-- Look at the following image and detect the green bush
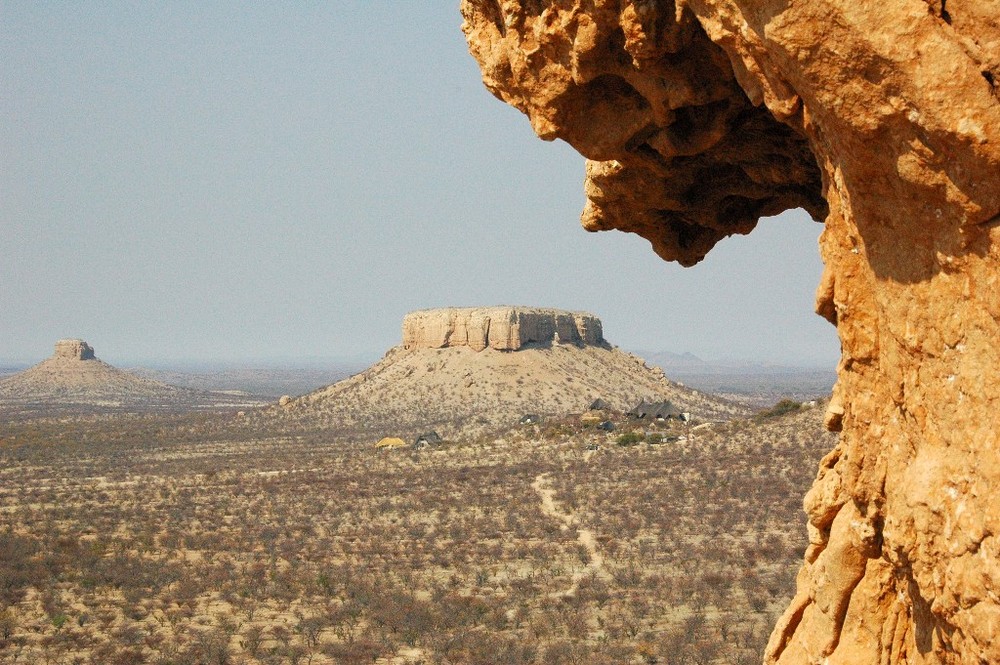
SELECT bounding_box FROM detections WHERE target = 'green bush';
[754,399,802,421]
[616,432,643,447]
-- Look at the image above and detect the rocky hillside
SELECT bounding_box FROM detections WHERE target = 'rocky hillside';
[461,3,1000,663]
[261,307,745,439]
[0,340,263,415]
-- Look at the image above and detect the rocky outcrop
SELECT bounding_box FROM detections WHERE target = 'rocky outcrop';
[461,0,829,266]
[462,2,1000,663]
[54,339,96,361]
[402,307,604,351]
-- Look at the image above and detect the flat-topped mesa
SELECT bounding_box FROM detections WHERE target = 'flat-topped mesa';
[53,339,96,361]
[402,307,604,352]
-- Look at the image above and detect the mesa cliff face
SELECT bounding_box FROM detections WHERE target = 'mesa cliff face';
[54,339,96,360]
[462,2,1000,663]
[402,307,604,351]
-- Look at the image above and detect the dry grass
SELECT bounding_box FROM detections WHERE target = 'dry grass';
[0,402,834,664]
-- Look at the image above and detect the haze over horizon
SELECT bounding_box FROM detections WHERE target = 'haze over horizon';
[3,3,839,368]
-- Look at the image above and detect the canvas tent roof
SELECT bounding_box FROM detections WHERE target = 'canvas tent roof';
[627,400,683,419]
[627,400,652,418]
[414,431,443,445]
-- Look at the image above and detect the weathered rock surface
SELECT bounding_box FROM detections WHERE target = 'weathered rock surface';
[462,0,829,266]
[54,339,96,360]
[462,1,1000,663]
[402,307,604,351]
[0,340,262,414]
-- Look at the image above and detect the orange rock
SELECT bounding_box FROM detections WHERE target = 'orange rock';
[462,1,1000,661]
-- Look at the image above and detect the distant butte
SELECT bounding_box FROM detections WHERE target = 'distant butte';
[53,339,96,360]
[402,306,604,352]
[264,306,745,438]
[0,340,260,414]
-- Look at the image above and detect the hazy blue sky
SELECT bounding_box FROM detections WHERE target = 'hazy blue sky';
[2,2,839,367]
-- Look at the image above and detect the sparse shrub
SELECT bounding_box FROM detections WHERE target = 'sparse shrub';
[616,431,643,446]
[754,399,801,421]
[239,625,265,657]
[0,607,17,642]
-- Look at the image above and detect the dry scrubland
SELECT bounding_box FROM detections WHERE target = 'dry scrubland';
[0,404,834,664]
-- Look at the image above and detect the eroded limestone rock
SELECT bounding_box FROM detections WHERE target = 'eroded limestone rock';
[461,0,828,266]
[53,339,96,361]
[462,1,1000,662]
[402,307,604,351]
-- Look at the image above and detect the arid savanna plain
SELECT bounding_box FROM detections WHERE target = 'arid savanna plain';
[3,2,999,665]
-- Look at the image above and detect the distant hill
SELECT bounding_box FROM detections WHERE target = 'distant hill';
[635,350,836,407]
[638,350,710,370]
[128,362,369,399]
[0,340,265,416]
[256,307,748,439]
[0,365,26,379]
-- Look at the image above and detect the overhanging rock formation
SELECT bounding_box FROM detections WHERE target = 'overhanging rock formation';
[461,1,1000,663]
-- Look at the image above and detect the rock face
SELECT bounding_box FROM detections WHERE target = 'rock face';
[402,307,604,351]
[462,2,1000,663]
[462,0,829,266]
[54,339,96,360]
